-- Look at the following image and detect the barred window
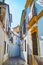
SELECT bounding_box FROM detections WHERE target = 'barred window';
[23,21,26,34]
[10,37,13,43]
[4,41,6,54]
[25,40,26,51]
[7,44,8,53]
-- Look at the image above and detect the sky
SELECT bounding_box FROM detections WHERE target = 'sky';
[5,0,26,28]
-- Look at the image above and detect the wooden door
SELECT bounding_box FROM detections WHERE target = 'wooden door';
[32,32,38,55]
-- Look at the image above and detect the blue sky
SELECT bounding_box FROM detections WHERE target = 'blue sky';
[5,0,26,28]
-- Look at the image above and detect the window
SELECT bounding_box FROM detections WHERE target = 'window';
[8,27,10,33]
[32,4,37,16]
[9,14,12,23]
[10,37,13,43]
[0,7,1,14]
[23,21,26,34]
[29,2,37,21]
[32,32,38,55]
[8,27,10,37]
[7,44,8,53]
[25,40,26,51]
[20,31,22,38]
[4,41,6,54]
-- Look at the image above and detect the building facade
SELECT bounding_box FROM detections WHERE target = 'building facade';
[20,0,43,65]
[27,0,43,56]
[19,9,28,64]
[0,1,12,65]
[25,0,43,65]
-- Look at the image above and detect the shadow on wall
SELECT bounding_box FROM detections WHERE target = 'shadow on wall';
[8,44,20,57]
[27,43,32,55]
[20,39,27,62]
[20,47,25,61]
[27,43,32,64]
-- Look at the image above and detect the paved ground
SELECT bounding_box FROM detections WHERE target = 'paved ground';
[3,57,27,65]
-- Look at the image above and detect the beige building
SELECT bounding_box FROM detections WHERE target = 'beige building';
[0,1,12,65]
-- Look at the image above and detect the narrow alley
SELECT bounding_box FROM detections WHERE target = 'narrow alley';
[0,0,43,65]
[3,57,27,65]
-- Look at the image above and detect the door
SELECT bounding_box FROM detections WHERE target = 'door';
[32,32,38,55]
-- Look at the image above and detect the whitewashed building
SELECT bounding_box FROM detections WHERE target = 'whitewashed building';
[0,0,12,65]
[20,0,43,65]
[27,0,43,57]
[19,9,28,65]
[8,26,20,57]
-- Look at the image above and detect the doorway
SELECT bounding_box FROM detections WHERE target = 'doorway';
[32,32,38,55]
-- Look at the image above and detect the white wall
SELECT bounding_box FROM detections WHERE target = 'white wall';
[27,23,38,55]
[3,32,9,63]
[8,43,19,57]
[0,4,11,64]
[0,22,4,65]
[2,5,9,62]
[0,22,8,65]
[8,34,20,57]
[13,35,17,44]
[20,36,27,64]
[27,30,32,55]
[5,5,10,32]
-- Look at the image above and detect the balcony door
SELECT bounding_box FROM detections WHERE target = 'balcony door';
[32,32,38,55]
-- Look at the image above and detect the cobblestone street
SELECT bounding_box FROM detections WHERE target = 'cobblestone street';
[3,57,27,65]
